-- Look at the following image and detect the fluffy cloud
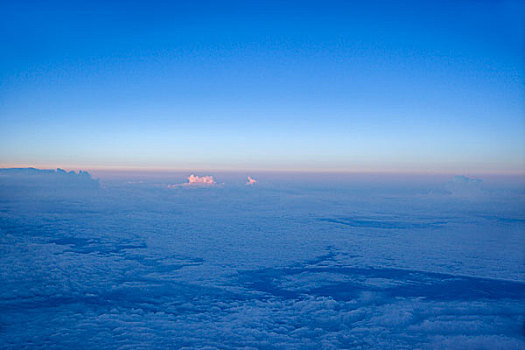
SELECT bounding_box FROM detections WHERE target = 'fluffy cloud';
[168,174,216,188]
[246,176,257,185]
[187,174,215,185]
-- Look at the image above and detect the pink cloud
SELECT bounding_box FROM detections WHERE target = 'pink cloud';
[187,174,216,185]
[246,176,257,185]
[167,174,216,188]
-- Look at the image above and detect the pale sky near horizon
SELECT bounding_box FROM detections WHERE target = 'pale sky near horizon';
[1,0,524,174]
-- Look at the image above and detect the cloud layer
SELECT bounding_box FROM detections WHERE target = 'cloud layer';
[1,169,524,348]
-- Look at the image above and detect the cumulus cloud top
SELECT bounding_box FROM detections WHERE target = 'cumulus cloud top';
[450,175,482,185]
[246,176,257,185]
[0,167,99,191]
[445,175,483,196]
[187,174,215,185]
[167,174,216,188]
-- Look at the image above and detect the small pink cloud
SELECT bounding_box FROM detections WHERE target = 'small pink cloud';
[246,176,257,185]
[187,174,216,185]
[167,174,216,188]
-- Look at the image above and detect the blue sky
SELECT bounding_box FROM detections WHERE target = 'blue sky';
[1,0,524,173]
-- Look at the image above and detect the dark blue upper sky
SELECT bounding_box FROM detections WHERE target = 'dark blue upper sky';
[1,0,524,173]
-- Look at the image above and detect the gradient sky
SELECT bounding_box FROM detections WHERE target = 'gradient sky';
[1,0,524,173]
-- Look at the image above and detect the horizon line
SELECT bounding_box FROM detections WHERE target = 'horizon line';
[1,164,524,177]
